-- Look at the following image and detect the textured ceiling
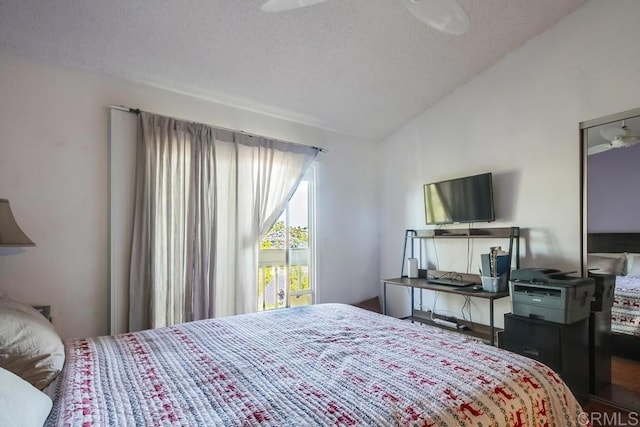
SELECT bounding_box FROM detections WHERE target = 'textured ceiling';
[0,0,587,140]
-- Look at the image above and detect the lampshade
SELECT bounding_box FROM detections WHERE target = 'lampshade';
[0,199,35,247]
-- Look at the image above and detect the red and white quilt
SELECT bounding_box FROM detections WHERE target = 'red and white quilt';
[46,303,583,426]
[612,276,640,336]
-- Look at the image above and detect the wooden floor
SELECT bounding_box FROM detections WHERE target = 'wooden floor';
[594,356,640,409]
[612,356,640,394]
[583,356,640,426]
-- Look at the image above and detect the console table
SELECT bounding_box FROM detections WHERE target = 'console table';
[381,276,509,346]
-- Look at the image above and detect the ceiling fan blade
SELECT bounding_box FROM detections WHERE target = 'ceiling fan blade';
[600,125,627,141]
[612,134,640,148]
[401,0,469,35]
[261,0,329,13]
[587,143,613,156]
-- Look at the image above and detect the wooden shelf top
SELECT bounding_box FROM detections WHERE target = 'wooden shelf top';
[382,276,510,300]
[409,226,519,239]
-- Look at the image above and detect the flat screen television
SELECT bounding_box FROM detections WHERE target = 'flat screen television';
[423,172,495,225]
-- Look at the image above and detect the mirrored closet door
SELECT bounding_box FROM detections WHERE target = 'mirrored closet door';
[581,107,640,410]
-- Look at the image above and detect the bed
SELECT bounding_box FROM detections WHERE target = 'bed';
[611,276,640,337]
[42,303,582,426]
[588,233,640,359]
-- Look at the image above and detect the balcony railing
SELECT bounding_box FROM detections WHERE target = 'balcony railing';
[258,248,312,311]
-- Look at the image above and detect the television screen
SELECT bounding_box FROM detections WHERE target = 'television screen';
[423,173,495,225]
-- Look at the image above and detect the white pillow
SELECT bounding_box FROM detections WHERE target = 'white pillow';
[626,253,640,277]
[587,253,627,275]
[0,294,49,321]
[0,306,65,389]
[0,366,52,427]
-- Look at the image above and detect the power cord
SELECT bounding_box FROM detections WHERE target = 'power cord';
[467,223,473,274]
[428,292,464,323]
[460,296,473,325]
[432,236,439,271]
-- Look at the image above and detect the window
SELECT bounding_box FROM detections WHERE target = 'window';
[258,167,315,311]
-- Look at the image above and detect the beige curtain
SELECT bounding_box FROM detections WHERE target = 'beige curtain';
[128,112,318,331]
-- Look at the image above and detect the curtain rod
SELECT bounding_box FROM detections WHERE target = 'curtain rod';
[109,105,328,153]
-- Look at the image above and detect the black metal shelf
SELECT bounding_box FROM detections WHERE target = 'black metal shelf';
[382,277,509,346]
[387,226,520,346]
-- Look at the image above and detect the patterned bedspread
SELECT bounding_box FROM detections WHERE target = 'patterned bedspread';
[46,304,583,426]
[612,276,640,336]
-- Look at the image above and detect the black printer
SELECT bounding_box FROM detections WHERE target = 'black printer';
[509,268,595,324]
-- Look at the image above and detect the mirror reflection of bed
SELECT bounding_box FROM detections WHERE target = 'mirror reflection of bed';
[582,108,640,411]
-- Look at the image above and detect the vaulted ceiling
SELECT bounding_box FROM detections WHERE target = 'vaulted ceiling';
[0,0,587,140]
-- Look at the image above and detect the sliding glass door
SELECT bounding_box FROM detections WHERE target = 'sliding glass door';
[258,167,315,310]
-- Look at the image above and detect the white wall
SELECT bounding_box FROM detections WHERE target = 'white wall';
[0,51,380,338]
[379,0,640,325]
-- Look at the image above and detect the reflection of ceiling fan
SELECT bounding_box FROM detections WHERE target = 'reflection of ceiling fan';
[261,0,470,35]
[588,120,640,155]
